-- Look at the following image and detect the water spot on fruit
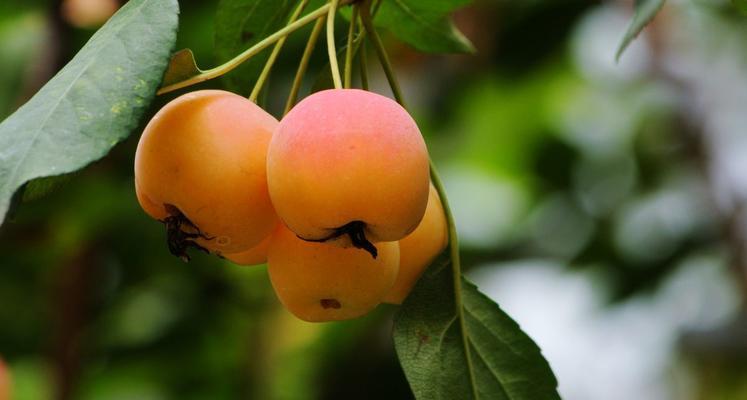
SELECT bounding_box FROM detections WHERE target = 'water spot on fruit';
[216,236,231,246]
[320,299,341,309]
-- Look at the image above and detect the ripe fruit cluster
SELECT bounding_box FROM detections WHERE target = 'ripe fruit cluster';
[135,89,447,322]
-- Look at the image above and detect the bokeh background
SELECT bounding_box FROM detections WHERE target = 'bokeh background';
[2,0,747,399]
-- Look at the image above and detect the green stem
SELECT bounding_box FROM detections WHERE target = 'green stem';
[284,16,326,115]
[359,39,369,90]
[157,2,333,95]
[361,1,478,395]
[428,162,477,396]
[249,0,309,102]
[372,0,383,14]
[326,0,343,89]
[343,5,359,89]
[359,4,406,108]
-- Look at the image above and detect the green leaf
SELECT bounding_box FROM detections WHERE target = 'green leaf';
[21,173,73,202]
[160,48,204,89]
[214,0,296,94]
[375,0,475,54]
[616,0,665,61]
[394,254,560,400]
[0,0,179,226]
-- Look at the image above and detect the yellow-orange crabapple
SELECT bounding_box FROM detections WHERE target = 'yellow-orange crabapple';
[267,224,399,322]
[135,90,278,259]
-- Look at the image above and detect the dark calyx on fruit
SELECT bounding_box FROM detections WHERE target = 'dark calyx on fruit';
[161,203,212,262]
[299,220,378,259]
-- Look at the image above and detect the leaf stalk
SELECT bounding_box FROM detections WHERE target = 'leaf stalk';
[157,2,334,95]
[326,0,343,89]
[249,0,309,102]
[284,16,326,115]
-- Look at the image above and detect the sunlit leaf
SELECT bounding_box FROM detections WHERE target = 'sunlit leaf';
[0,0,179,226]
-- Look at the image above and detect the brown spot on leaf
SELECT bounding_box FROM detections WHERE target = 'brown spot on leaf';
[241,30,255,42]
[415,329,430,355]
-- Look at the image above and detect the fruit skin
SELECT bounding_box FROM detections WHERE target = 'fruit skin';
[267,89,430,249]
[62,0,119,28]
[0,358,9,400]
[384,183,448,304]
[223,232,272,266]
[135,90,278,254]
[267,224,399,322]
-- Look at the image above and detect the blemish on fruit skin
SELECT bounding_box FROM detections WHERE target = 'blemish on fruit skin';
[320,298,341,309]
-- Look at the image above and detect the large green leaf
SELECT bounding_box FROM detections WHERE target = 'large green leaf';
[616,0,665,61]
[375,0,475,54]
[394,254,559,399]
[0,0,179,226]
[214,0,296,94]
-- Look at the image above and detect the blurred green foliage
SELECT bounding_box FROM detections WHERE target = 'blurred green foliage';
[1,0,747,399]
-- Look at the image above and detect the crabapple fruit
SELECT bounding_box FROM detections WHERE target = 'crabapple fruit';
[62,0,119,28]
[267,89,430,258]
[135,90,278,259]
[267,224,399,322]
[223,232,273,266]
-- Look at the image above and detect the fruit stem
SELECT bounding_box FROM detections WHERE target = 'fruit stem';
[250,0,309,102]
[359,40,369,90]
[358,20,369,90]
[285,16,326,115]
[327,0,343,89]
[157,2,344,95]
[359,3,406,108]
[344,5,359,89]
[361,0,478,392]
